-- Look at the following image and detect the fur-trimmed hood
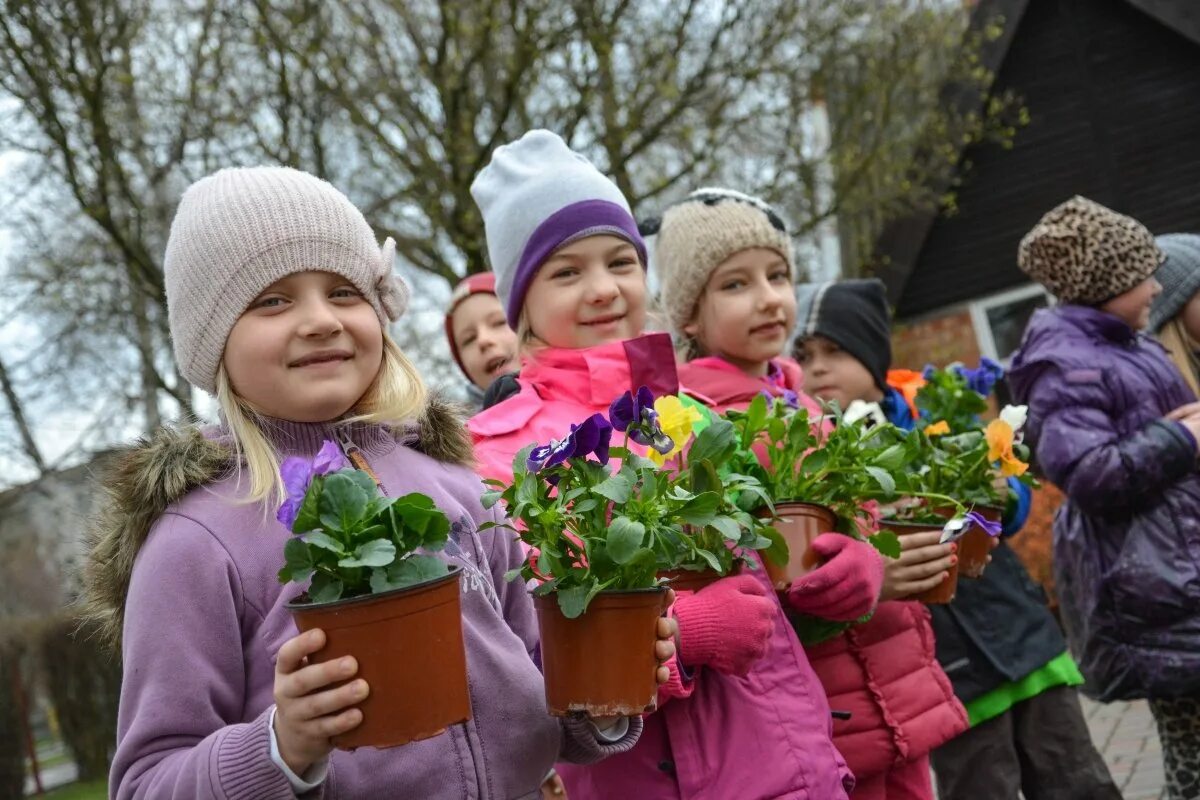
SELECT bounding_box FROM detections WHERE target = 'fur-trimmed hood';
[82,397,474,651]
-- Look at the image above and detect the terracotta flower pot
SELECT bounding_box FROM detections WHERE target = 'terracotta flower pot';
[535,588,669,717]
[658,567,723,592]
[880,520,959,604]
[287,565,470,750]
[755,501,837,590]
[934,505,1004,579]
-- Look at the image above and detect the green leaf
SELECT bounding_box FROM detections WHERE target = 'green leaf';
[869,531,902,560]
[339,539,397,568]
[308,572,344,603]
[760,525,790,567]
[319,473,371,533]
[341,468,381,498]
[299,531,345,555]
[607,516,646,564]
[503,567,524,583]
[688,419,736,466]
[572,498,599,514]
[556,579,604,619]
[278,537,315,583]
[694,548,723,572]
[292,485,322,533]
[707,516,743,543]
[865,466,896,496]
[512,444,536,477]
[593,472,634,504]
[371,555,451,592]
[481,490,503,509]
[873,444,907,471]
[677,492,721,527]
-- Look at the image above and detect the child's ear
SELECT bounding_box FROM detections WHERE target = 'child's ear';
[682,320,699,338]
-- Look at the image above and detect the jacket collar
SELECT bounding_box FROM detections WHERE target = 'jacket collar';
[1055,304,1139,345]
[520,332,680,406]
[680,356,803,407]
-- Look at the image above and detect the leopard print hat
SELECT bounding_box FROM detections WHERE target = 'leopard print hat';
[1018,196,1165,305]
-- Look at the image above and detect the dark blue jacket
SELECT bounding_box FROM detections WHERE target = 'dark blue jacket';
[883,387,1067,702]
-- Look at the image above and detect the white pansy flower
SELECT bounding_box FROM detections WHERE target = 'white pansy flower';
[999,404,1028,433]
[843,400,886,428]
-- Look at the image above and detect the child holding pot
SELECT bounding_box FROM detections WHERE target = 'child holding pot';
[651,194,944,800]
[795,278,1119,800]
[84,166,672,800]
[469,133,855,799]
[1010,197,1200,800]
[444,271,521,413]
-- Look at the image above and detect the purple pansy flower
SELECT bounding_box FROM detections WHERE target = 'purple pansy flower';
[609,386,674,454]
[759,388,800,410]
[939,509,1003,544]
[276,440,348,529]
[955,357,1005,397]
[527,413,614,474]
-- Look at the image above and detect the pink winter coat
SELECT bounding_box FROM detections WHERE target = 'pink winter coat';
[679,356,968,782]
[469,334,854,800]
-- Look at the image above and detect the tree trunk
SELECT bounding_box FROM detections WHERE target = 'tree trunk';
[0,357,46,474]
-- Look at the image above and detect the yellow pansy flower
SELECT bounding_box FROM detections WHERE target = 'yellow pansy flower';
[924,420,951,436]
[649,395,704,466]
[986,418,1029,478]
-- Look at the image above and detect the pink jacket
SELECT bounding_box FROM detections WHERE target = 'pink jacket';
[679,356,968,782]
[469,335,853,800]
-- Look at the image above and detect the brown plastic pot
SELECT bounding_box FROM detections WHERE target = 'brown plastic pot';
[755,501,837,590]
[658,567,723,592]
[879,520,959,604]
[535,588,669,717]
[934,505,1004,579]
[287,564,470,750]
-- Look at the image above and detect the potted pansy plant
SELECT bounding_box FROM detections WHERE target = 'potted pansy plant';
[480,386,779,716]
[889,360,1035,580]
[276,441,470,749]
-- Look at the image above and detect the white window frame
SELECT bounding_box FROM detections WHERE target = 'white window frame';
[969,283,1054,363]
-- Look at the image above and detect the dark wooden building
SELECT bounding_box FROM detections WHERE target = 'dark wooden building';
[878,0,1200,368]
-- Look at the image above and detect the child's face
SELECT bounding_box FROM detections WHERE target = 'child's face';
[1100,276,1162,331]
[794,334,879,410]
[685,248,795,374]
[523,235,646,349]
[224,270,384,422]
[452,292,520,389]
[1182,292,1200,342]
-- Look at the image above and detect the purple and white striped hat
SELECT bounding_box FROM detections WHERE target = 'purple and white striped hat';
[470,130,646,328]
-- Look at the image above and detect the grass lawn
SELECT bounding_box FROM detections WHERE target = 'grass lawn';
[40,779,107,800]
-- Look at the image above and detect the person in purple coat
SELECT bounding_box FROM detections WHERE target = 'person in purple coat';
[1008,196,1200,800]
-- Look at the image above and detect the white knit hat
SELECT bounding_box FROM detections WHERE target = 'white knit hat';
[652,188,794,335]
[470,130,646,327]
[163,166,409,394]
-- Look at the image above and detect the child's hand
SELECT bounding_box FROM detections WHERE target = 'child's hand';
[1167,403,1200,452]
[273,628,369,776]
[673,576,774,675]
[785,534,884,621]
[879,530,955,602]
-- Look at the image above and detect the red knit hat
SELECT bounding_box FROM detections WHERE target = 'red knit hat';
[445,272,498,376]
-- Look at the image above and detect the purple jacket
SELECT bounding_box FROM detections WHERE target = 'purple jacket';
[1009,305,1200,701]
[105,417,639,800]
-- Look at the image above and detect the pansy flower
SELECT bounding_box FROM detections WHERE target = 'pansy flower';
[939,510,1003,544]
[277,440,348,528]
[527,413,614,474]
[609,386,674,454]
[649,395,704,466]
[986,418,1029,477]
[955,357,1005,397]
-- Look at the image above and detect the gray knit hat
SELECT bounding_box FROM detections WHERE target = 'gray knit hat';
[1149,234,1200,332]
[651,188,793,335]
[1017,195,1164,305]
[470,130,646,328]
[164,166,409,394]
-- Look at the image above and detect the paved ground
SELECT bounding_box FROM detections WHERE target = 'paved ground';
[1081,696,1166,800]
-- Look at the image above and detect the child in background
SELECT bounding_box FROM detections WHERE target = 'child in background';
[795,278,1119,800]
[653,192,954,800]
[444,271,520,412]
[468,132,855,800]
[1149,233,1200,396]
[1010,196,1200,800]
[86,166,663,800]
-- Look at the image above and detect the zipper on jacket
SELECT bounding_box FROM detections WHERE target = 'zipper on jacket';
[336,427,389,494]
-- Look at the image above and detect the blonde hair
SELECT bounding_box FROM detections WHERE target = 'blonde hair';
[216,334,428,506]
[1157,317,1200,398]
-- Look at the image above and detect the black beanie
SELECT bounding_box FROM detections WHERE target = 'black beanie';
[794,279,892,390]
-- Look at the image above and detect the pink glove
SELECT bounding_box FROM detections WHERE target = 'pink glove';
[672,574,775,676]
[785,534,884,622]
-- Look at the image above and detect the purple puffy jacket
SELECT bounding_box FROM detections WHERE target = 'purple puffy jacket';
[1008,305,1200,701]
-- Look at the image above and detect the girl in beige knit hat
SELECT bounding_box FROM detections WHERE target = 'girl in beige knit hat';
[93,166,672,799]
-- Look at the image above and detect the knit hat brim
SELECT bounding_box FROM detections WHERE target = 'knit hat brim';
[1149,233,1200,332]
